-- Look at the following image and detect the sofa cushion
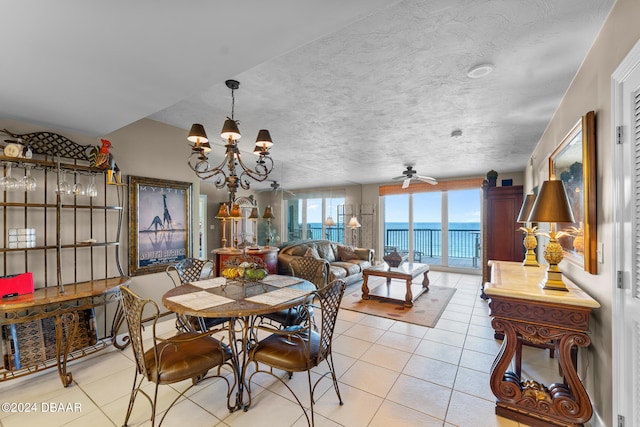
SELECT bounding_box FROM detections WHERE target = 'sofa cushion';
[316,241,336,263]
[332,261,361,276]
[350,259,372,270]
[289,244,310,257]
[337,245,359,261]
[304,246,321,259]
[328,265,348,280]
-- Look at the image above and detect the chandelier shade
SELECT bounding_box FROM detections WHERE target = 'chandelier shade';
[187,79,275,202]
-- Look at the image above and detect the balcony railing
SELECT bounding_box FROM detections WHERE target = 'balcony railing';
[386,227,480,265]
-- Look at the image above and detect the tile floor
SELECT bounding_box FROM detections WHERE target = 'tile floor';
[0,271,564,427]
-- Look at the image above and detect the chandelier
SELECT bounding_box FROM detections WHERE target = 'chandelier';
[187,79,275,202]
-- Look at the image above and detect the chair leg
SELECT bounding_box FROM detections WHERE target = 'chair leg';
[123,372,142,427]
[151,383,159,427]
[326,354,343,405]
[307,369,315,427]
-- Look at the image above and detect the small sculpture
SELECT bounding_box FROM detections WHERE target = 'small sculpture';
[90,139,112,169]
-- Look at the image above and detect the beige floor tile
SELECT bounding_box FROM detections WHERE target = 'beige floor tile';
[433,318,469,334]
[331,334,373,359]
[342,323,387,342]
[369,400,446,427]
[356,313,396,330]
[156,398,223,427]
[414,339,463,365]
[453,366,493,401]
[467,323,497,340]
[424,327,467,348]
[446,390,519,427]
[222,389,312,426]
[402,354,458,388]
[386,374,452,420]
[440,309,472,323]
[337,308,367,323]
[464,335,502,356]
[459,348,497,373]
[314,383,383,427]
[339,359,399,397]
[360,342,412,372]
[376,329,422,353]
[387,321,429,338]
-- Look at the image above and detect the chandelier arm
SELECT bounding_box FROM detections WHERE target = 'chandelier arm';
[235,154,274,183]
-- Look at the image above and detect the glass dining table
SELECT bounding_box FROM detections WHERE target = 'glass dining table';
[162,274,315,411]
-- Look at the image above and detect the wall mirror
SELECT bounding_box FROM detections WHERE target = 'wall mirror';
[549,110,596,273]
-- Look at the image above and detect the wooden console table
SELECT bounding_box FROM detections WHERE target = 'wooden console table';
[0,277,130,386]
[484,261,599,427]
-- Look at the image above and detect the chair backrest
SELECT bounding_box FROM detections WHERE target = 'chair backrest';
[120,286,159,378]
[289,257,329,289]
[166,258,214,287]
[314,279,346,364]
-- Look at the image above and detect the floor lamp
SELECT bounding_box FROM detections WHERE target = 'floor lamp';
[262,205,275,247]
[347,216,361,247]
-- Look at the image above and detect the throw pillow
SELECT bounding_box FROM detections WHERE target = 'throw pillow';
[304,246,321,259]
[337,245,359,261]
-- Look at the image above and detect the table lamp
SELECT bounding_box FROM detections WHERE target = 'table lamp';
[517,193,539,267]
[347,216,361,247]
[229,203,243,249]
[527,179,575,291]
[215,203,230,248]
[249,207,260,246]
[262,205,275,247]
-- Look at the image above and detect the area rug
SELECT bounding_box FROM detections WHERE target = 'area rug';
[339,279,456,328]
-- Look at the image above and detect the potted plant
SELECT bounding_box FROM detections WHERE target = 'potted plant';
[486,170,498,187]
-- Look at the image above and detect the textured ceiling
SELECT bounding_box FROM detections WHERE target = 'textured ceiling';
[1,1,615,192]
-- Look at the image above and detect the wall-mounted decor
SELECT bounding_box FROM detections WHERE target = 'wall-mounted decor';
[128,176,192,276]
[549,110,596,273]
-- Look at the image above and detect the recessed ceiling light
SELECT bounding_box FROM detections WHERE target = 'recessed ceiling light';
[467,63,494,79]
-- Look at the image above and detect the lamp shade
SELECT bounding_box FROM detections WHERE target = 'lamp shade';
[221,118,241,141]
[324,216,336,227]
[249,207,260,219]
[262,205,275,219]
[215,203,230,219]
[517,193,537,223]
[255,129,274,148]
[229,203,243,218]
[527,180,575,223]
[187,123,209,143]
[347,216,361,228]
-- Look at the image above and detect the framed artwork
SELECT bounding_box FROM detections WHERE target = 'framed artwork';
[549,110,596,274]
[128,176,192,276]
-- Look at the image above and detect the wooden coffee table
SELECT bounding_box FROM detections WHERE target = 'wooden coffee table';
[361,262,430,307]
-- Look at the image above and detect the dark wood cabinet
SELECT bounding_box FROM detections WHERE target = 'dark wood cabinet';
[481,185,524,286]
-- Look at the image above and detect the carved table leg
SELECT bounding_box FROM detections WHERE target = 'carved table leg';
[54,311,79,387]
[490,316,593,426]
[361,274,370,299]
[404,278,414,307]
[422,270,430,290]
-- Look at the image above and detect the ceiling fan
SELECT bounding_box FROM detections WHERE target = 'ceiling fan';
[267,180,296,197]
[393,166,438,189]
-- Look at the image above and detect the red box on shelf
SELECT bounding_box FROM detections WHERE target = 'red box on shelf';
[0,273,34,298]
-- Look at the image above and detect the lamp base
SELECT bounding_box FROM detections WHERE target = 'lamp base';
[522,249,539,267]
[539,265,568,291]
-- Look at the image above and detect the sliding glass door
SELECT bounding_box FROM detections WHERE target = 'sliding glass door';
[383,188,480,269]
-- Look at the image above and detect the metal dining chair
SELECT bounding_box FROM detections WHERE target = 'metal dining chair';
[245,279,347,426]
[119,286,233,427]
[259,256,329,329]
[166,258,229,331]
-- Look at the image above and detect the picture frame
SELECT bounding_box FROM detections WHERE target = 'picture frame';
[128,176,192,276]
[549,110,596,274]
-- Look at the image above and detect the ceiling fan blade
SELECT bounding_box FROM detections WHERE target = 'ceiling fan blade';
[417,175,438,185]
[402,178,411,189]
[392,175,406,180]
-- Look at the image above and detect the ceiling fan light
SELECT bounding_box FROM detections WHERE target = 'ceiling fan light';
[221,118,241,141]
